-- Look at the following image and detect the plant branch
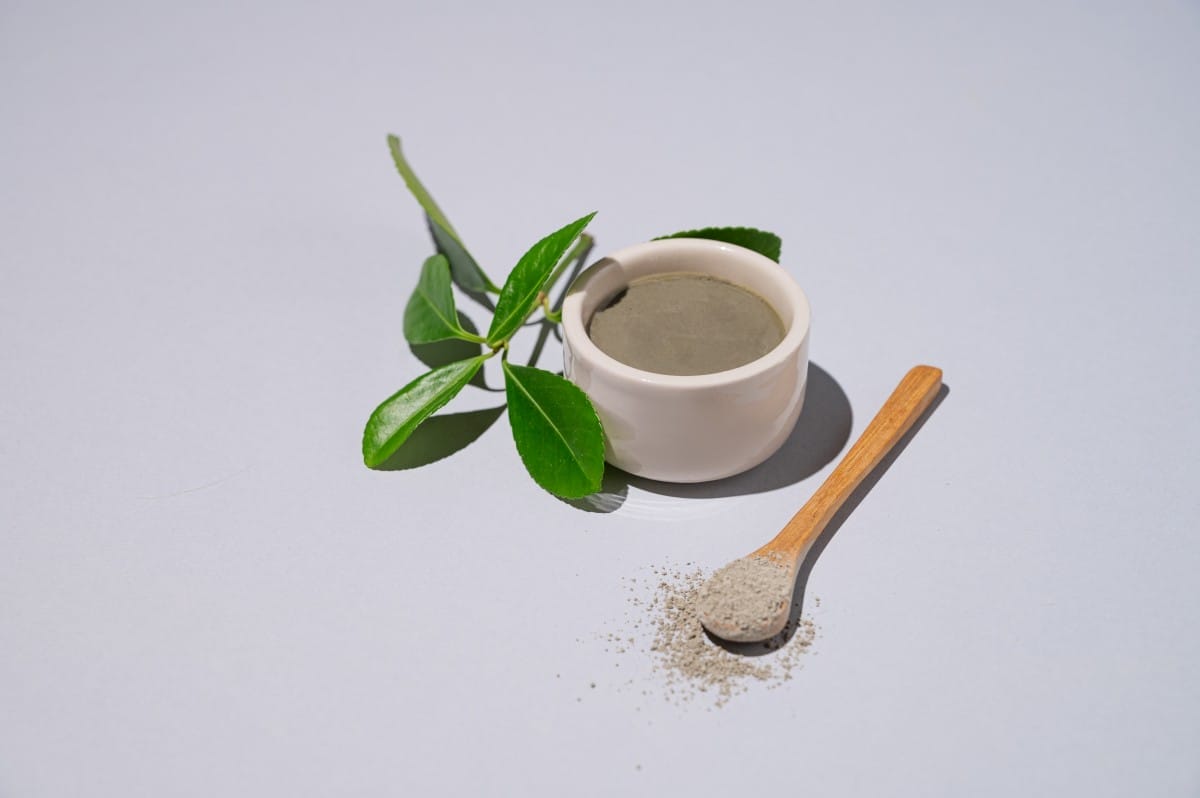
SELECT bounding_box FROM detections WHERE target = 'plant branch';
[526,235,595,368]
[540,294,562,324]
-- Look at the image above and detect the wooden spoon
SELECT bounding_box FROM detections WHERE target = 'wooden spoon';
[698,365,943,643]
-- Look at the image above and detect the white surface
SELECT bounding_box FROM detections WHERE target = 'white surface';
[3,1,1199,796]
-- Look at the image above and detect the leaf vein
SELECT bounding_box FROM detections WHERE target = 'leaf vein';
[417,283,459,331]
[504,363,590,480]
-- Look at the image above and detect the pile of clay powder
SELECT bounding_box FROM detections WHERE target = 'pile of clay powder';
[612,562,818,707]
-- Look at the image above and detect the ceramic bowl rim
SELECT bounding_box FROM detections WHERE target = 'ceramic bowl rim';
[561,238,811,389]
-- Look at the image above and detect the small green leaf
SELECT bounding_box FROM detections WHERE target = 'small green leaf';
[426,214,499,295]
[488,212,597,345]
[363,356,488,468]
[403,255,480,344]
[410,312,488,388]
[654,226,782,263]
[502,361,605,498]
[386,134,498,293]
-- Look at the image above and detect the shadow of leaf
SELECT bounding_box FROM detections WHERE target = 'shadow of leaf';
[561,469,629,513]
[373,406,506,470]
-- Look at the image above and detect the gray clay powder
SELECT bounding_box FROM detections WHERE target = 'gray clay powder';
[587,273,785,376]
[696,555,796,641]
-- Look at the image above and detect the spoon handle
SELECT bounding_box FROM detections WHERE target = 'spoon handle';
[758,365,943,560]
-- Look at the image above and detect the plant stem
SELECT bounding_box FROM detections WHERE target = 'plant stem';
[540,294,562,324]
[525,234,595,368]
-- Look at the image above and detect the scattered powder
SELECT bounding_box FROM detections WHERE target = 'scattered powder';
[696,554,796,642]
[605,563,819,708]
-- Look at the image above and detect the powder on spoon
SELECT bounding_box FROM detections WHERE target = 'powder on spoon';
[696,554,797,642]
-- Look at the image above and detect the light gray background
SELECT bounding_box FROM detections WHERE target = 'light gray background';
[3,1,1199,795]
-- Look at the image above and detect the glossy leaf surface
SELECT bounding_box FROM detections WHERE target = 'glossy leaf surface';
[502,361,604,498]
[363,356,487,468]
[487,212,596,345]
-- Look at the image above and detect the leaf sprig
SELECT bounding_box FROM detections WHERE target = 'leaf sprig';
[363,135,783,498]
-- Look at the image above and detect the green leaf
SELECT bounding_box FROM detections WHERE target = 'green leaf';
[363,356,488,468]
[403,255,481,344]
[654,226,782,263]
[387,134,498,293]
[502,361,605,498]
[409,312,488,388]
[426,214,498,295]
[488,212,597,345]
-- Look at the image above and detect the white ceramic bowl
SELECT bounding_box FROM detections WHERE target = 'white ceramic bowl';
[561,238,811,483]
